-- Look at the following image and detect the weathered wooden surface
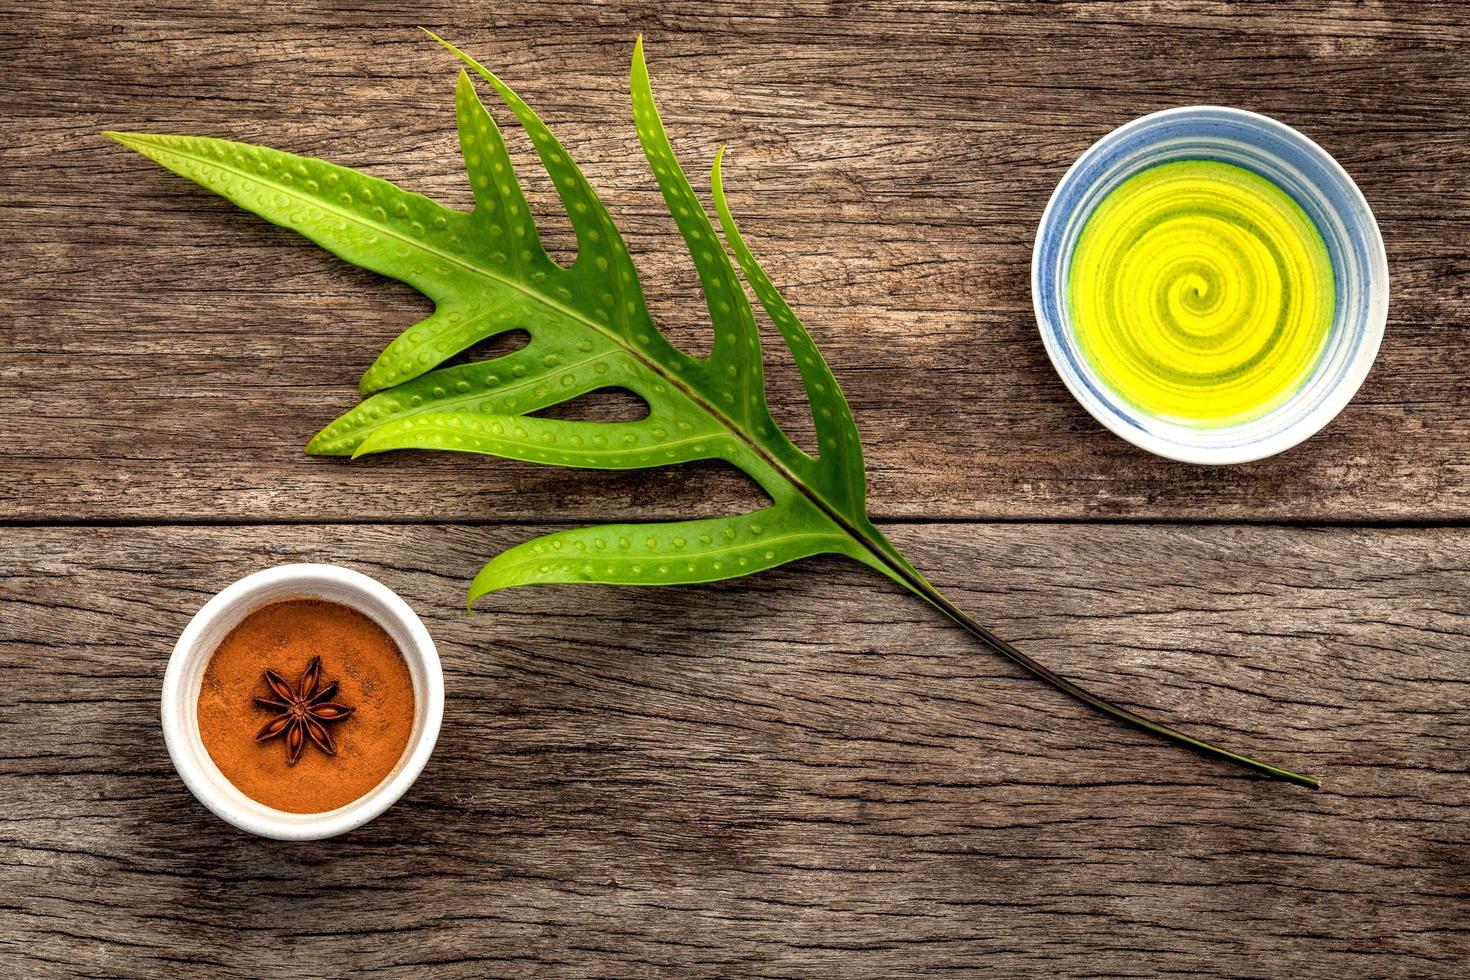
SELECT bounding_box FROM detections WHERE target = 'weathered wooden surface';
[0,524,1466,977]
[4,1,1469,977]
[4,0,1469,522]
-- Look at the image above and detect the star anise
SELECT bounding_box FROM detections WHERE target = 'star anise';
[253,656,355,765]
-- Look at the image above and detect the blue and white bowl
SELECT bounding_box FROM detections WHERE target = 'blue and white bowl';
[1032,106,1388,464]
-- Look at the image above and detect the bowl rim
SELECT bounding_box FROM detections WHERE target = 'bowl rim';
[1031,104,1389,465]
[161,562,444,841]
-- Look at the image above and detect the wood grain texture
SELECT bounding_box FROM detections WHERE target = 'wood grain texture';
[3,2,1468,976]
[4,0,1469,522]
[1,524,1466,978]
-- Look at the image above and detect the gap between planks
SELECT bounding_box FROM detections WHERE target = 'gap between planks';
[3,516,1470,529]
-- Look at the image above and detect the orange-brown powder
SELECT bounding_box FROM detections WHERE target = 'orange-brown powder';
[197,598,415,814]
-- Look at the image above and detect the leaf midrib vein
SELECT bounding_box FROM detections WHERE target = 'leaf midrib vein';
[509,529,849,566]
[415,416,726,459]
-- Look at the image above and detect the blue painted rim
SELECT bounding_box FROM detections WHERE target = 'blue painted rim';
[1031,106,1388,465]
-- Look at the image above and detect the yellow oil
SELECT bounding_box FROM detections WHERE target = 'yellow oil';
[1067,159,1334,426]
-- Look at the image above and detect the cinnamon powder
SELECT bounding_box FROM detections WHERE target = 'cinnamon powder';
[197,598,416,814]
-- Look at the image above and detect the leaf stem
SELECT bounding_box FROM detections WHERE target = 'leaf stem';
[899,571,1320,789]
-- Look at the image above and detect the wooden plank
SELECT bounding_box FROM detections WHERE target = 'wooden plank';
[1,523,1464,977]
[3,0,1468,522]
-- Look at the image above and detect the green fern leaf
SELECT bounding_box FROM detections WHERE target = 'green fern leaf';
[104,34,1317,788]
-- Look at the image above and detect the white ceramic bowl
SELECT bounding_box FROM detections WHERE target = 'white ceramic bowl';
[162,563,443,840]
[1032,106,1388,464]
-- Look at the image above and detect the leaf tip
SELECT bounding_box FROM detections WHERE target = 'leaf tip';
[631,34,649,83]
[349,436,381,461]
[102,130,144,150]
[420,26,474,71]
[466,574,494,611]
[711,146,733,209]
[304,427,343,457]
[358,363,390,396]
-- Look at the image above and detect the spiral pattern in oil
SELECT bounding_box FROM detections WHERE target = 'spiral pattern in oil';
[1067,159,1335,426]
